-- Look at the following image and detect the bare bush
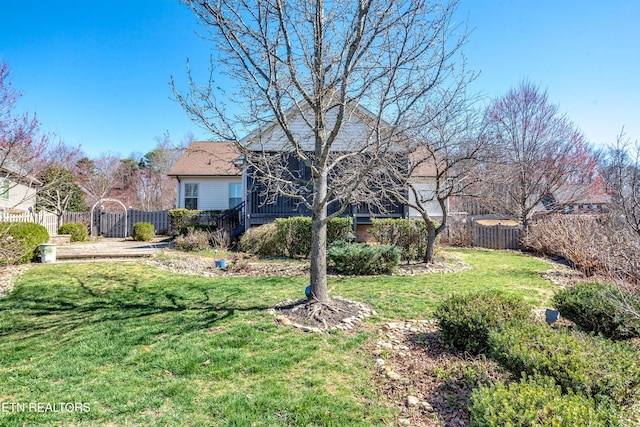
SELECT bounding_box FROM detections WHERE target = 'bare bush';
[522,216,605,276]
[211,228,232,251]
[0,234,26,266]
[174,228,211,252]
[523,215,640,288]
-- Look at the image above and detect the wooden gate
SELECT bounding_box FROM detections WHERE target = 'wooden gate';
[93,210,170,238]
[471,220,522,250]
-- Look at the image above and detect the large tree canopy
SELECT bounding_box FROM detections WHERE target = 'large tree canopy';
[175,0,470,303]
[475,81,598,226]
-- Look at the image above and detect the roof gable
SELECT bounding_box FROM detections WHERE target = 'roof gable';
[168,141,241,177]
[240,102,392,152]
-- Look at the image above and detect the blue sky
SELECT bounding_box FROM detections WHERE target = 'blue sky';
[1,0,639,158]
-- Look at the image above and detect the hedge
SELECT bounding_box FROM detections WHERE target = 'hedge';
[328,241,400,275]
[434,291,532,354]
[58,223,88,242]
[470,375,629,427]
[552,282,640,340]
[273,216,353,258]
[168,208,202,234]
[488,321,640,406]
[0,222,50,264]
[238,223,283,257]
[369,218,438,262]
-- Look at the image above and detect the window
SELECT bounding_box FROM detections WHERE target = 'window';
[229,183,242,208]
[184,183,198,210]
[1,179,8,200]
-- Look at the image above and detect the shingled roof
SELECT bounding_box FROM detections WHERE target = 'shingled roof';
[168,141,242,177]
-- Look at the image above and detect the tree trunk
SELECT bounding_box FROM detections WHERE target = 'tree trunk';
[423,224,437,264]
[309,170,329,303]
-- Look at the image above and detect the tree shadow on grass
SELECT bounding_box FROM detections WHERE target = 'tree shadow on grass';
[0,270,272,342]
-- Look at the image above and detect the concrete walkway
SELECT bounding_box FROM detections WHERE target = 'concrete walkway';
[54,238,174,260]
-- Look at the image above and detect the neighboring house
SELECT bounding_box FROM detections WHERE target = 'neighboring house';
[169,105,443,240]
[0,165,42,214]
[539,183,610,215]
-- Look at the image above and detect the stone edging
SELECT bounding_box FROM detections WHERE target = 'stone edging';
[270,296,377,333]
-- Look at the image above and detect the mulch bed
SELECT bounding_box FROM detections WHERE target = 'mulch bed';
[274,297,375,332]
[371,320,510,427]
[149,251,471,278]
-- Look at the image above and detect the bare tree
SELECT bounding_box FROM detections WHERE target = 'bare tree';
[603,129,640,237]
[174,0,469,305]
[475,81,599,227]
[75,154,121,209]
[37,166,87,227]
[132,133,190,210]
[376,86,483,263]
[0,61,51,212]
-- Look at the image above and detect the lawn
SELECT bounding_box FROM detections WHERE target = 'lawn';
[0,249,556,426]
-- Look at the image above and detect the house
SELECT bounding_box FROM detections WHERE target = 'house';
[169,105,443,240]
[168,141,243,211]
[539,183,610,215]
[0,164,42,214]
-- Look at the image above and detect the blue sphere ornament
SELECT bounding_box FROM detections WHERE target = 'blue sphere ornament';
[305,285,311,298]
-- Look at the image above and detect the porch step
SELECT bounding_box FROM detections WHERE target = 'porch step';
[52,238,174,261]
[55,251,156,260]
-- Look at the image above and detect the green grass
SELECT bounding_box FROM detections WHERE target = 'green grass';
[336,249,556,318]
[0,249,555,426]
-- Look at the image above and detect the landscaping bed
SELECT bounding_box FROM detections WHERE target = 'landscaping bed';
[372,320,509,427]
[149,250,470,278]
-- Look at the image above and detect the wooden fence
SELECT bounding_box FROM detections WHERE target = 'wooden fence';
[90,210,170,238]
[0,210,59,236]
[471,222,522,250]
[1,210,170,238]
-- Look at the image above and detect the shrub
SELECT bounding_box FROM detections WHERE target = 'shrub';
[211,228,232,250]
[239,223,284,257]
[552,282,640,340]
[488,321,640,406]
[469,375,628,427]
[0,222,50,263]
[274,216,353,258]
[0,233,26,266]
[168,208,201,235]
[58,223,88,242]
[523,215,640,286]
[131,222,155,242]
[369,218,438,262]
[179,224,216,236]
[327,241,400,275]
[522,215,617,277]
[434,291,532,354]
[175,227,211,251]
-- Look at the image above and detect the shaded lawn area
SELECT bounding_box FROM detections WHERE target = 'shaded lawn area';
[0,249,555,426]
